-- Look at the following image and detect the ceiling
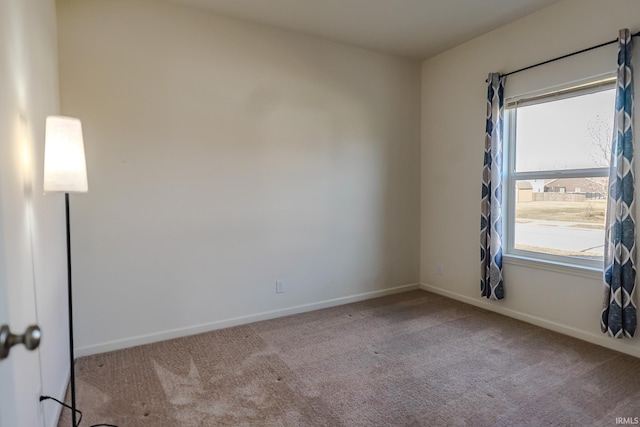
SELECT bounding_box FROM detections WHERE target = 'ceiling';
[172,0,561,60]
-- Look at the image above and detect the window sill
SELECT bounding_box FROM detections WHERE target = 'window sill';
[503,253,603,280]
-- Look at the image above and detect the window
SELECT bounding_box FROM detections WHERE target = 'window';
[504,79,616,269]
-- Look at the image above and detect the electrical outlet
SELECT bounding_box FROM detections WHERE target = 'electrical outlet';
[436,263,444,276]
[36,384,43,426]
[276,280,285,293]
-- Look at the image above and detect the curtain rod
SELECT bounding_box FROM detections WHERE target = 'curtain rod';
[490,30,640,81]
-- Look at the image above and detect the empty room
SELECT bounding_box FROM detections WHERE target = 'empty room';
[1,0,640,426]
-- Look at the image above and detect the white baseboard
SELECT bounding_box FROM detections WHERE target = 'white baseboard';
[419,283,640,359]
[76,283,421,357]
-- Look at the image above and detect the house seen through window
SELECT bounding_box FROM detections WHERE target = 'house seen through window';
[505,80,616,268]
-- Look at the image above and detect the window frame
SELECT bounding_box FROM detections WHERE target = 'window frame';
[503,77,616,270]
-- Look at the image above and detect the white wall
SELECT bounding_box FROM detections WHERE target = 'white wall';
[421,0,640,357]
[0,1,69,426]
[56,0,421,355]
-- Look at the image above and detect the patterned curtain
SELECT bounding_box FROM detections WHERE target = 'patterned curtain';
[480,73,506,301]
[602,29,636,338]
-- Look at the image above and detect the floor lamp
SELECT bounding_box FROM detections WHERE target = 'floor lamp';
[44,116,88,427]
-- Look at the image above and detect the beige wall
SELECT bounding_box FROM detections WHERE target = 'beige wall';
[0,1,68,426]
[421,0,640,357]
[56,0,421,355]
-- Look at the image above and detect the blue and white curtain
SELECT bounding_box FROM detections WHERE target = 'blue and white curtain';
[602,29,636,338]
[480,73,506,301]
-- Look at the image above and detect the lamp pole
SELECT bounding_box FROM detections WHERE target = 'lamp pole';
[65,192,77,426]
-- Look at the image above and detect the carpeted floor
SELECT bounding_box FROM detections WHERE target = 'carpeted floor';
[57,290,640,426]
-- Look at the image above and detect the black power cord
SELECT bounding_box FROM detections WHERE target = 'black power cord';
[40,395,119,427]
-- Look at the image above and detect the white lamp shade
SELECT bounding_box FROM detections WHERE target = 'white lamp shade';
[44,116,88,193]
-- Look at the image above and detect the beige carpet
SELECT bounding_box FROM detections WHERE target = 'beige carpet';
[57,290,640,426]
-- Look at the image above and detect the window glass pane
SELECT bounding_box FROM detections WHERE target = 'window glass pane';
[514,178,607,260]
[515,89,615,172]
